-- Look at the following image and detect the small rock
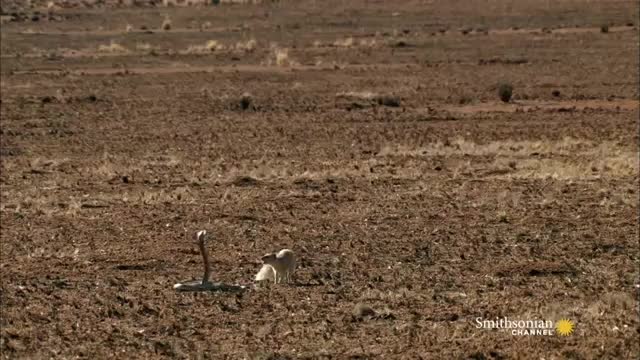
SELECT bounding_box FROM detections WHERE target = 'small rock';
[376,95,401,107]
[352,303,376,321]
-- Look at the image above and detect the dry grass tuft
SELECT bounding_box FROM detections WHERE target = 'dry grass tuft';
[200,21,212,31]
[135,42,154,52]
[98,41,128,53]
[336,91,378,100]
[275,48,292,66]
[235,38,257,52]
[336,91,401,107]
[44,1,62,13]
[265,45,298,67]
[358,38,377,47]
[204,40,225,51]
[324,37,376,48]
[185,40,226,54]
[333,37,354,47]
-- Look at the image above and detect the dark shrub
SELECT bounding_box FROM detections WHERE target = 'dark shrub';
[498,83,513,103]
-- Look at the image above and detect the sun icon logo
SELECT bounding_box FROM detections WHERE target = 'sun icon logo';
[555,319,575,336]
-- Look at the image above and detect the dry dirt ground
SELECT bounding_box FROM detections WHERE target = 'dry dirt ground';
[1,0,639,358]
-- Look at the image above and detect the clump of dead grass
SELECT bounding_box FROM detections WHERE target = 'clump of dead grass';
[359,38,377,47]
[335,91,401,108]
[98,41,128,53]
[320,37,376,49]
[235,38,257,52]
[333,37,354,47]
[135,42,156,52]
[137,187,194,205]
[200,21,212,31]
[265,45,298,67]
[185,40,226,54]
[336,91,378,100]
[47,1,57,11]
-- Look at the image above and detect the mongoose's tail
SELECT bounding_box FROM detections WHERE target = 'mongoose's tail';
[255,264,275,282]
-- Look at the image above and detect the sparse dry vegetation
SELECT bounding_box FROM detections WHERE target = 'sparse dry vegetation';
[135,42,154,52]
[336,91,401,108]
[200,20,212,30]
[379,138,638,179]
[97,40,128,53]
[184,39,226,53]
[333,37,354,47]
[0,1,638,359]
[264,45,298,67]
[358,38,377,47]
[235,38,257,52]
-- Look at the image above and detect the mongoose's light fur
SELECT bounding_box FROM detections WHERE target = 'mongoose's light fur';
[259,249,296,284]
[255,264,276,282]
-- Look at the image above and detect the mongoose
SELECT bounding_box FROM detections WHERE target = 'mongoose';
[258,249,296,284]
[254,264,275,283]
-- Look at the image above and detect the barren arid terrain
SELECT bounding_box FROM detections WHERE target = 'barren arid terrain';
[1,0,639,358]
